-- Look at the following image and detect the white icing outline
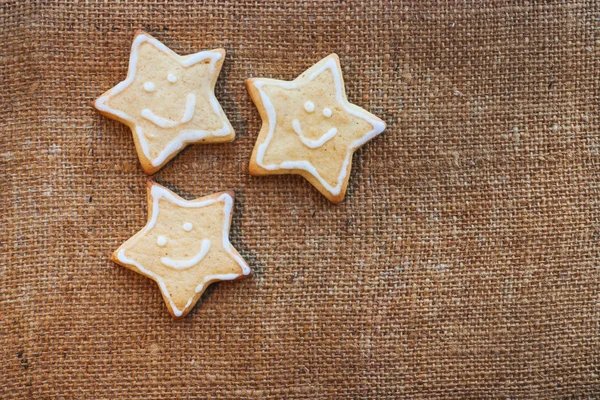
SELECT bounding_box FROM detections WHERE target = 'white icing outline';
[253,56,386,196]
[116,184,250,317]
[95,33,231,168]
[291,119,338,148]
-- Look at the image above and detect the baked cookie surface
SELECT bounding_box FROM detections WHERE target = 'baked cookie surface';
[246,54,386,203]
[112,182,251,318]
[95,30,234,174]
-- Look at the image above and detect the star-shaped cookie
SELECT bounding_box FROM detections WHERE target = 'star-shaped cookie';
[246,54,386,203]
[112,182,251,318]
[95,30,234,174]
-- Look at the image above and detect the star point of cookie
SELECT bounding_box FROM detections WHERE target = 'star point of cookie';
[246,53,386,203]
[112,182,251,319]
[94,30,234,174]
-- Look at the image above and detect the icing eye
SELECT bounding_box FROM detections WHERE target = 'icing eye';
[322,108,332,118]
[167,73,177,83]
[304,101,315,113]
[183,222,193,232]
[143,82,156,92]
[157,235,167,247]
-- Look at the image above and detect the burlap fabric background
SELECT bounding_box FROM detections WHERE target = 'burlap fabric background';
[2,1,600,398]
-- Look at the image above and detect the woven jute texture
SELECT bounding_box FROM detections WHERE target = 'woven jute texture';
[2,1,600,398]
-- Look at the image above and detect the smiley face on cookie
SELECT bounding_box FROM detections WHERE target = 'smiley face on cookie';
[153,221,211,270]
[290,101,338,148]
[112,182,251,318]
[139,72,197,130]
[247,54,386,203]
[94,31,235,174]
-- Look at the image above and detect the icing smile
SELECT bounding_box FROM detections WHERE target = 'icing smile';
[141,93,196,128]
[291,119,338,148]
[160,238,211,270]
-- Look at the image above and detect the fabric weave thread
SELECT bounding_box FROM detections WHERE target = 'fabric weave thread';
[1,1,599,398]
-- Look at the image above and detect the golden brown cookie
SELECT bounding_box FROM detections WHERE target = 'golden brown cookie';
[95,30,234,174]
[246,54,386,203]
[112,182,251,318]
